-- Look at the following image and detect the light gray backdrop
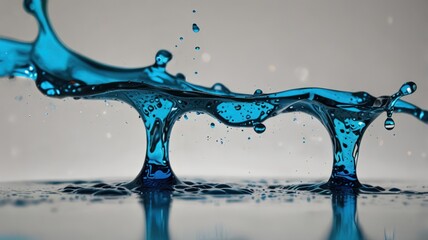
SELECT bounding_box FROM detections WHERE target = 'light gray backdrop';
[0,0,427,182]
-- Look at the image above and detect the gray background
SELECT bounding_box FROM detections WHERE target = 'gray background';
[0,0,427,182]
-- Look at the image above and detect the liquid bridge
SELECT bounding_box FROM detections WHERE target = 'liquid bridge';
[1,0,427,189]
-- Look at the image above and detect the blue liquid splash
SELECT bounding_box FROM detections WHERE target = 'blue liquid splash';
[1,0,427,190]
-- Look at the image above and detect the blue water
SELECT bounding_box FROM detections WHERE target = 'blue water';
[0,179,427,240]
[1,0,427,190]
[192,23,200,33]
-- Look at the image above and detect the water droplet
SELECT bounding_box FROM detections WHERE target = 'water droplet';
[234,105,242,110]
[183,114,188,120]
[194,71,198,75]
[195,46,200,51]
[211,83,230,93]
[254,89,263,95]
[192,23,200,33]
[399,82,417,96]
[253,123,266,134]
[155,50,172,67]
[384,117,395,130]
[179,37,184,41]
[210,122,215,128]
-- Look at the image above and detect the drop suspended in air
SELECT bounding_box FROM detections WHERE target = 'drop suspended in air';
[253,123,266,134]
[384,117,395,130]
[192,23,200,33]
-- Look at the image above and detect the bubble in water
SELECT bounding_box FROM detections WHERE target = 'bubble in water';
[399,82,417,96]
[211,83,231,93]
[210,122,215,128]
[192,23,200,33]
[384,118,395,130]
[253,123,266,134]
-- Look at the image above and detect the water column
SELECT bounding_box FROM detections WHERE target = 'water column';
[123,90,181,189]
[323,109,377,188]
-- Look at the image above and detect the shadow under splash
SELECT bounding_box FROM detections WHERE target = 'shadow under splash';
[328,189,365,240]
[140,190,172,240]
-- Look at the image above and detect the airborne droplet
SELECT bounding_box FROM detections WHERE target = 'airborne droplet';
[253,123,266,134]
[384,117,395,130]
[192,23,200,33]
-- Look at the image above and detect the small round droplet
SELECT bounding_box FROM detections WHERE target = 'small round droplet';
[234,105,242,110]
[399,82,417,96]
[253,123,266,134]
[195,46,200,51]
[211,83,230,93]
[155,50,173,67]
[192,23,200,33]
[179,37,184,41]
[210,123,215,128]
[384,117,395,130]
[192,9,196,13]
[254,89,263,95]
